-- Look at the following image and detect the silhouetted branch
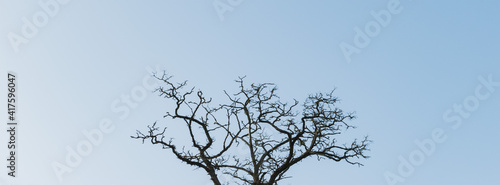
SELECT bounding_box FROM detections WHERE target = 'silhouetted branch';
[132,74,371,185]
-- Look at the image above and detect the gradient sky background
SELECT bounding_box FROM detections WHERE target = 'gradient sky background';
[1,0,499,185]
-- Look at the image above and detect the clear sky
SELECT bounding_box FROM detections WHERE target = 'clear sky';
[1,0,499,185]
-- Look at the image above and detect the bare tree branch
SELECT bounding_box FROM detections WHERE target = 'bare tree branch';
[132,74,371,185]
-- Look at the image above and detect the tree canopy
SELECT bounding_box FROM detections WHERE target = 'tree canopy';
[132,73,370,185]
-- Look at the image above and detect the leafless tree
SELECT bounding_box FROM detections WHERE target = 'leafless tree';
[132,73,370,185]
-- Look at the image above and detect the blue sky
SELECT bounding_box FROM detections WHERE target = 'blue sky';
[1,0,499,185]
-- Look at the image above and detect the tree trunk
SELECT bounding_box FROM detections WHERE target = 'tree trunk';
[208,169,222,185]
